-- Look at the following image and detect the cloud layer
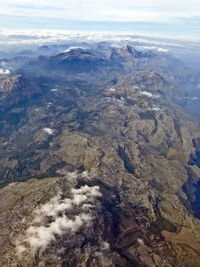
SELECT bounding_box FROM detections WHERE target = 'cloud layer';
[1,28,199,50]
[0,0,200,23]
[0,0,199,41]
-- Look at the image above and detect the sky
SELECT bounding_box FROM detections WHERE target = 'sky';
[0,0,200,39]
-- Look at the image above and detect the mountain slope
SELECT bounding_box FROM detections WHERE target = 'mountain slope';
[0,75,40,110]
[0,47,200,266]
[0,69,200,266]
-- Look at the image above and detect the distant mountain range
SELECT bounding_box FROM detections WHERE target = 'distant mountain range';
[14,46,199,94]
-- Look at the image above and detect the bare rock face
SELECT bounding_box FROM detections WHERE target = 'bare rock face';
[0,75,40,110]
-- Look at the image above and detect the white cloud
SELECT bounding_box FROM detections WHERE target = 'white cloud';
[0,0,199,22]
[148,107,161,111]
[136,46,169,52]
[26,214,89,250]
[15,183,102,255]
[192,97,198,100]
[140,91,153,98]
[0,29,199,50]
[0,69,10,74]
[130,38,185,47]
[157,48,168,53]
[43,127,55,135]
[140,91,160,99]
[63,46,83,52]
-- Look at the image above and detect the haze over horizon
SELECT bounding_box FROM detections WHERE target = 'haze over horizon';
[0,0,199,40]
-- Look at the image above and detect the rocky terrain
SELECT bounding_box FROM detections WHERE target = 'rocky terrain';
[0,46,200,266]
[0,75,40,110]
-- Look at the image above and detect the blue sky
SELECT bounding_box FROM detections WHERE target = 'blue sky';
[0,0,199,39]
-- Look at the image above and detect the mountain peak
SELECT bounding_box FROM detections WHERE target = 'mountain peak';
[109,45,141,60]
[121,45,139,55]
[52,48,94,61]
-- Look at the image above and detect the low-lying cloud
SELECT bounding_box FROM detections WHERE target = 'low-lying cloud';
[16,184,102,255]
[140,91,160,99]
[43,127,55,135]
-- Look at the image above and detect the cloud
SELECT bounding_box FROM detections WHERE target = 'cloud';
[157,48,168,53]
[0,68,10,74]
[109,88,116,92]
[129,37,186,47]
[26,214,90,251]
[0,0,199,23]
[140,91,153,98]
[43,127,55,135]
[0,29,199,51]
[63,46,83,53]
[136,46,169,52]
[148,107,161,111]
[0,1,199,43]
[140,91,160,99]
[15,183,102,255]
